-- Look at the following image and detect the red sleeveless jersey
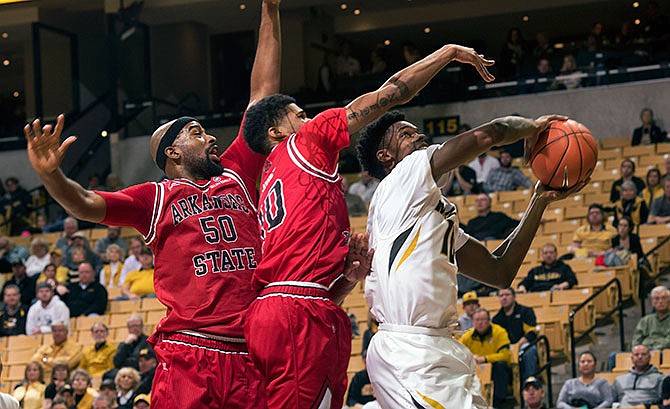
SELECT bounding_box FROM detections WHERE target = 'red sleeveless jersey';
[253,107,351,289]
[98,126,264,339]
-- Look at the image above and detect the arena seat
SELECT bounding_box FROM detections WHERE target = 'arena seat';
[600,137,629,149]
[4,348,36,366]
[5,364,26,382]
[108,299,141,314]
[6,334,42,352]
[613,351,660,372]
[595,372,621,384]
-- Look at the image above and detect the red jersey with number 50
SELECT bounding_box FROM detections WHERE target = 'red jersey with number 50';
[97,126,264,339]
[253,107,350,289]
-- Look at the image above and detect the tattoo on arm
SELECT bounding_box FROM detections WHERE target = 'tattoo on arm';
[347,77,410,123]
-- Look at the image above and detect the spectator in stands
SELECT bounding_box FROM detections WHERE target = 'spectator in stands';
[0,236,30,273]
[96,379,118,408]
[611,216,646,267]
[26,282,70,335]
[361,313,378,357]
[439,165,478,196]
[457,274,497,298]
[114,367,140,409]
[633,285,670,349]
[458,291,480,331]
[43,361,70,409]
[3,257,37,305]
[87,174,103,191]
[31,320,82,380]
[519,243,577,293]
[134,348,156,395]
[349,171,379,206]
[522,376,548,409]
[64,246,88,285]
[648,176,670,224]
[54,217,80,255]
[94,226,128,263]
[342,178,367,217]
[346,354,375,409]
[533,32,554,61]
[51,397,70,409]
[464,194,519,240]
[0,361,20,408]
[12,361,46,409]
[113,314,151,372]
[570,204,617,257]
[46,248,70,283]
[0,284,26,336]
[2,176,33,235]
[369,44,388,74]
[92,394,116,409]
[120,238,142,284]
[642,1,670,59]
[493,288,538,382]
[498,27,525,80]
[54,385,75,408]
[37,264,62,292]
[70,369,95,409]
[64,232,100,273]
[484,149,533,192]
[79,322,117,377]
[132,394,150,409]
[335,41,361,77]
[557,351,614,409]
[100,244,125,289]
[613,344,664,407]
[532,58,555,93]
[468,152,500,186]
[551,54,582,90]
[25,237,51,277]
[105,174,123,192]
[460,308,512,408]
[632,108,667,146]
[62,262,107,317]
[121,247,155,299]
[614,181,649,226]
[610,159,646,203]
[643,168,664,210]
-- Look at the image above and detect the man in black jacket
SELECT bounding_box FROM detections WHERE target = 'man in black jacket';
[63,262,107,317]
[518,243,578,293]
[0,284,26,336]
[113,313,151,371]
[464,194,518,240]
[134,348,157,396]
[493,287,538,382]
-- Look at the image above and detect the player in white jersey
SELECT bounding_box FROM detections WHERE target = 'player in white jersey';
[356,111,589,409]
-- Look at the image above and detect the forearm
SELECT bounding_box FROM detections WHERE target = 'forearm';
[330,274,358,305]
[486,348,510,363]
[38,169,105,222]
[248,0,281,105]
[491,192,549,285]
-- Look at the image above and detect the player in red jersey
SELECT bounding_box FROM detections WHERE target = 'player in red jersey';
[241,44,495,408]
[23,1,282,408]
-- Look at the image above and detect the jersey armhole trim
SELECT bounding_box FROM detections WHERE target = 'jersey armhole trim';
[144,182,165,245]
[221,169,258,213]
[287,133,340,183]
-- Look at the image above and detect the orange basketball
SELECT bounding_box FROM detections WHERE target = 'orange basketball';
[529,119,598,190]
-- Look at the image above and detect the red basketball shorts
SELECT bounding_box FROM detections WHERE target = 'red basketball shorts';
[244,285,352,409]
[149,332,266,409]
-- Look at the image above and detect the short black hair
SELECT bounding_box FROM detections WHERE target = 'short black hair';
[356,110,406,180]
[242,93,296,155]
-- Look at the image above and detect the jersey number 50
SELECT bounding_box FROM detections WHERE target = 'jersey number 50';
[199,215,238,244]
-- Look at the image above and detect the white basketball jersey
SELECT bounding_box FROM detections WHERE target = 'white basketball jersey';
[365,146,470,329]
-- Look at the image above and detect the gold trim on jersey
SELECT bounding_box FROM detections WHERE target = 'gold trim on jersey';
[396,226,421,272]
[416,390,447,409]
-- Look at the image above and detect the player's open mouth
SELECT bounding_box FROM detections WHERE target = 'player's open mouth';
[208,145,219,161]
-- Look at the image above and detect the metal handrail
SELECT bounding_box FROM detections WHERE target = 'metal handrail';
[518,335,552,408]
[569,277,625,377]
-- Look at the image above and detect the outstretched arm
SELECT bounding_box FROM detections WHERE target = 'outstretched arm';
[24,115,106,222]
[430,115,567,182]
[456,180,589,289]
[345,44,494,134]
[248,0,281,108]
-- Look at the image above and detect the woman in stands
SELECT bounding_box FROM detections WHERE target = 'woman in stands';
[642,168,664,210]
[611,216,645,262]
[70,369,95,409]
[12,361,46,409]
[43,361,70,409]
[114,367,140,409]
[557,352,613,409]
[100,244,125,288]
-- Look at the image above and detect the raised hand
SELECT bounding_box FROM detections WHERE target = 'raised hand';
[535,174,592,204]
[522,114,569,164]
[24,114,77,175]
[343,232,374,283]
[451,45,496,83]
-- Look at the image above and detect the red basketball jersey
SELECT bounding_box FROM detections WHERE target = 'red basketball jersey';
[253,107,350,289]
[98,127,265,339]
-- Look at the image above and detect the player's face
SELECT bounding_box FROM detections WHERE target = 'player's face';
[381,122,428,166]
[279,103,310,135]
[174,122,224,179]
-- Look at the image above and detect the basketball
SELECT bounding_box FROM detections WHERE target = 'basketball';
[529,119,598,190]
